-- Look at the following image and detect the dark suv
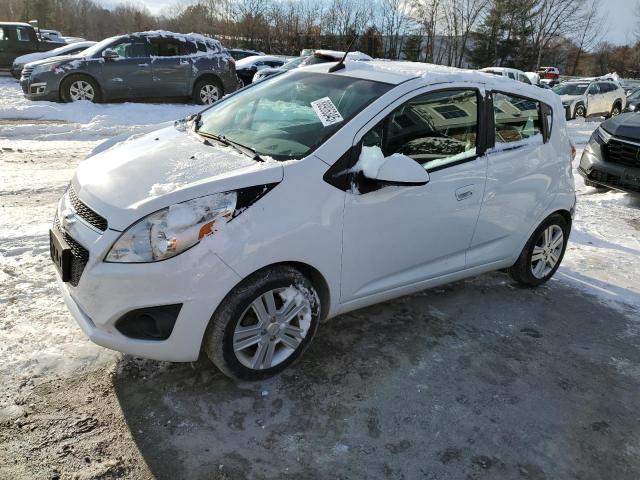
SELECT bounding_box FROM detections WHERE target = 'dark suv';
[579,113,640,193]
[20,31,240,104]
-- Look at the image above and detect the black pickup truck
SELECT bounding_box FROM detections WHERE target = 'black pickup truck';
[0,22,63,70]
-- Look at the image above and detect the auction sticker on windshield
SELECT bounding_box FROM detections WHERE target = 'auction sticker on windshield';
[311,97,344,127]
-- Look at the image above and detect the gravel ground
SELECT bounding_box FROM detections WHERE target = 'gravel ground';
[1,97,639,479]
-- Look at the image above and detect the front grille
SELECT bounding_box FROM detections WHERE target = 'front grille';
[68,187,108,231]
[606,138,640,168]
[54,213,89,287]
[21,66,34,80]
[587,169,640,193]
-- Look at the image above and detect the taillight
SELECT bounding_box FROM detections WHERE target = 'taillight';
[570,142,576,162]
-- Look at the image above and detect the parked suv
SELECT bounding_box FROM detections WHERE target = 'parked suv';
[553,79,626,119]
[21,31,240,104]
[51,61,575,380]
[579,113,640,193]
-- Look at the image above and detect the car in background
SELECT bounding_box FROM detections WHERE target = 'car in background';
[625,88,640,112]
[553,79,626,119]
[479,67,532,84]
[537,66,560,81]
[20,31,240,104]
[300,48,314,56]
[235,55,293,85]
[10,40,96,78]
[253,50,373,83]
[39,29,66,44]
[0,22,63,70]
[227,48,265,61]
[253,55,309,82]
[579,113,640,194]
[50,60,574,380]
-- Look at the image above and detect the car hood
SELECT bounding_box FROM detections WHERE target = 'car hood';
[26,54,81,68]
[560,94,583,103]
[13,51,51,66]
[72,125,284,231]
[601,113,640,142]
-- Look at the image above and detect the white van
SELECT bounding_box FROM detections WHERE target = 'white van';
[480,67,533,85]
[51,61,576,380]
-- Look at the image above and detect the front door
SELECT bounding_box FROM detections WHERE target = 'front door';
[100,37,152,99]
[149,37,193,97]
[340,87,487,302]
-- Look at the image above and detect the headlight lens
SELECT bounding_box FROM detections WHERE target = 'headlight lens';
[106,192,237,263]
[597,126,612,143]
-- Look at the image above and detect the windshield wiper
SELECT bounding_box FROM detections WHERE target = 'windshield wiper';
[197,131,264,162]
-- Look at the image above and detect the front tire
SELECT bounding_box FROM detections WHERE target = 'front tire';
[203,266,321,381]
[609,103,622,118]
[60,75,101,103]
[573,104,586,119]
[509,214,569,287]
[193,77,223,105]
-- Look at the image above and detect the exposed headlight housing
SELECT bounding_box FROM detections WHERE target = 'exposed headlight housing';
[106,192,237,263]
[629,104,636,111]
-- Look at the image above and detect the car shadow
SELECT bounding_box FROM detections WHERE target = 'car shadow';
[112,272,640,480]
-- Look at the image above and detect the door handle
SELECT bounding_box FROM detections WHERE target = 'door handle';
[138,63,149,67]
[455,185,474,201]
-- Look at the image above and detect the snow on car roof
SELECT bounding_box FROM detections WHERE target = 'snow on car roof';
[314,50,372,61]
[0,22,32,27]
[236,55,289,67]
[300,60,560,104]
[129,30,224,52]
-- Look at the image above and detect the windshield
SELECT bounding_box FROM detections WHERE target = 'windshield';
[553,83,588,95]
[80,36,120,57]
[282,56,308,70]
[198,71,392,160]
[628,88,640,100]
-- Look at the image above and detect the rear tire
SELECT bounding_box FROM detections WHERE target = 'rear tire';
[60,75,101,103]
[193,77,223,105]
[203,266,321,381]
[609,103,622,118]
[509,214,569,287]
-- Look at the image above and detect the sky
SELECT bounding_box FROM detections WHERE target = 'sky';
[107,0,637,47]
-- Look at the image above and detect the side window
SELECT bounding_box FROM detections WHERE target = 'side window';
[150,38,182,57]
[508,72,516,79]
[361,89,479,171]
[587,83,599,95]
[196,41,207,52]
[16,27,32,42]
[0,28,6,41]
[112,39,148,58]
[493,92,543,145]
[181,41,197,55]
[519,74,531,84]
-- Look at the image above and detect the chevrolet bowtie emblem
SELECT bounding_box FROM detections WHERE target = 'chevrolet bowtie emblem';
[62,208,76,230]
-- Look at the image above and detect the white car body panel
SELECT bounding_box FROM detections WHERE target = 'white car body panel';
[14,40,96,66]
[53,60,576,362]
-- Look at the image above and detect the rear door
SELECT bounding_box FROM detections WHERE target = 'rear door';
[149,37,193,97]
[585,83,601,115]
[468,91,554,266]
[100,37,152,99]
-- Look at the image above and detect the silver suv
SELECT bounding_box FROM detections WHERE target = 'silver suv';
[553,79,626,120]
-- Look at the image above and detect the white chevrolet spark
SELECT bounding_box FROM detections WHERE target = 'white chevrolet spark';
[51,61,575,380]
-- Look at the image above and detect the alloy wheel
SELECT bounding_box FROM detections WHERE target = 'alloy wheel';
[69,80,95,101]
[612,106,621,116]
[199,84,220,104]
[574,106,585,118]
[530,225,564,279]
[233,287,311,370]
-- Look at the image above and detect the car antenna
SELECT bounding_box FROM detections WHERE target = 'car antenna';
[328,34,359,73]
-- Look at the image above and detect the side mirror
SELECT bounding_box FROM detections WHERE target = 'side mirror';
[102,49,119,61]
[358,146,430,186]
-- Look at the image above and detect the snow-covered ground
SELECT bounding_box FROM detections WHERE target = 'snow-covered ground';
[0,75,638,401]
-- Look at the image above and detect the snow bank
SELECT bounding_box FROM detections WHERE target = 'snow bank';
[0,77,201,141]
